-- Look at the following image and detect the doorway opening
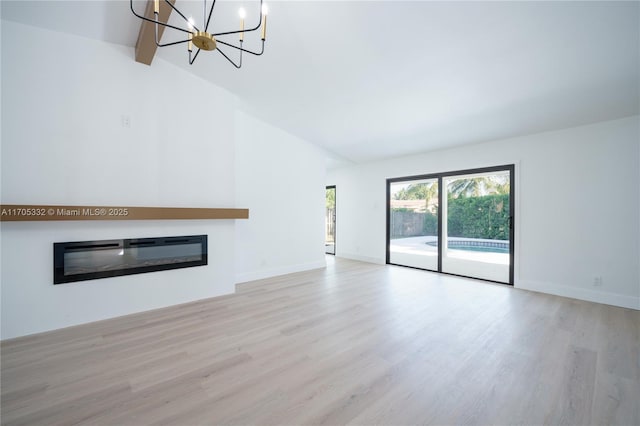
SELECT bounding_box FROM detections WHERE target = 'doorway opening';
[325,186,336,255]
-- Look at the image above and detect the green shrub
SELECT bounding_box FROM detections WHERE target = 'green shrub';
[423,211,438,235]
[390,195,509,240]
[447,194,509,240]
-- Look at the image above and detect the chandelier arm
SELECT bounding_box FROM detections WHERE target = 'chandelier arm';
[155,39,191,48]
[189,48,202,65]
[217,46,242,69]
[205,0,217,32]
[163,0,200,32]
[216,39,265,56]
[213,0,263,37]
[130,0,192,34]
[154,21,190,47]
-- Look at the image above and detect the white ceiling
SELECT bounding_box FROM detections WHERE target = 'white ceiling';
[3,0,639,166]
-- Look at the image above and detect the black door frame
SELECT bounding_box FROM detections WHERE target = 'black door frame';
[386,164,515,285]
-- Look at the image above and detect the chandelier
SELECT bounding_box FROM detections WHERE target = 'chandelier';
[130,0,267,67]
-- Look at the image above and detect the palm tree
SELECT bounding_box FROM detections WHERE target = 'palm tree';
[447,176,509,198]
[394,182,438,201]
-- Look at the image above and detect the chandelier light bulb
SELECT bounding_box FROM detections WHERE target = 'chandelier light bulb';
[187,17,195,30]
[260,3,268,40]
[239,8,246,42]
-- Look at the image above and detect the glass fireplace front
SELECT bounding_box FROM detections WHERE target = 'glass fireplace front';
[53,235,207,284]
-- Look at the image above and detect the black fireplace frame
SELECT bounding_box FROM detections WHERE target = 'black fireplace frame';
[53,235,208,284]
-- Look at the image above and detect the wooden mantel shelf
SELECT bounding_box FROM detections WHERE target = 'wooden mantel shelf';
[0,205,249,222]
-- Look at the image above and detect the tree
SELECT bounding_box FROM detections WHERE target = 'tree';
[326,188,335,209]
[394,182,438,201]
[447,176,509,199]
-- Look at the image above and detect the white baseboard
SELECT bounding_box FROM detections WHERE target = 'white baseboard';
[517,280,640,310]
[337,252,385,265]
[235,259,327,284]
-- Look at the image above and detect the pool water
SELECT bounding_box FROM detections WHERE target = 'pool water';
[425,240,509,254]
[449,245,509,254]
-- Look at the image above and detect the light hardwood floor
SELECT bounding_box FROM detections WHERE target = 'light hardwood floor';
[1,257,639,425]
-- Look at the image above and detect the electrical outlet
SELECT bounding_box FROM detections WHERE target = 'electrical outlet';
[593,276,603,287]
[121,115,131,128]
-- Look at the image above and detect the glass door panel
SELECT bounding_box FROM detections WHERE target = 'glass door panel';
[388,178,439,270]
[442,170,511,283]
[325,186,336,254]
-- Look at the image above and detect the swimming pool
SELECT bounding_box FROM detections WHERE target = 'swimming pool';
[425,239,509,254]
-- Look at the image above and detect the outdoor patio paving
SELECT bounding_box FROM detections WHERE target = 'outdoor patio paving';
[390,236,509,265]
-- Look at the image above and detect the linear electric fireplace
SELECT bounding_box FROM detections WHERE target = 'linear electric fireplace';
[54,235,207,284]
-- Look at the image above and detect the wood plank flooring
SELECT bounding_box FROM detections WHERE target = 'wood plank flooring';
[1,257,639,425]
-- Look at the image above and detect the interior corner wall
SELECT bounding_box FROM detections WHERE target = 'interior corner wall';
[1,21,238,339]
[327,116,640,310]
[234,110,326,283]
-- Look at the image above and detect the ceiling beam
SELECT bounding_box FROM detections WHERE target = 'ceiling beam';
[134,0,176,65]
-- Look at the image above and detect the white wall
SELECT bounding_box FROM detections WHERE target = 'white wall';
[0,21,240,339]
[328,116,640,309]
[234,111,326,282]
[1,20,329,339]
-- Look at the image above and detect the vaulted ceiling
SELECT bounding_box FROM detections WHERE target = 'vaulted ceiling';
[3,1,639,166]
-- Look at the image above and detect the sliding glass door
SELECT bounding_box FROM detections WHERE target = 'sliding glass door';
[388,178,439,270]
[387,165,514,284]
[441,169,512,283]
